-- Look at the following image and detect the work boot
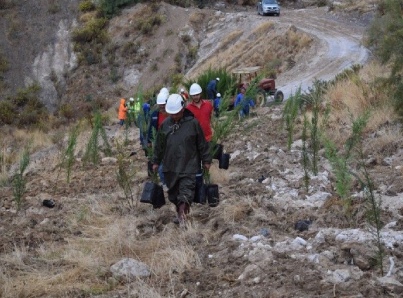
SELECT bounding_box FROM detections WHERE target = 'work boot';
[177,202,190,226]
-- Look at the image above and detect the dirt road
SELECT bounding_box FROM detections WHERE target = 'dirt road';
[270,7,370,98]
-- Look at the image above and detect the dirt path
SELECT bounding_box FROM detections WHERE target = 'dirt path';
[273,7,370,98]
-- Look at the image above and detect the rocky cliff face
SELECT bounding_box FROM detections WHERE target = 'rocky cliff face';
[0,0,80,111]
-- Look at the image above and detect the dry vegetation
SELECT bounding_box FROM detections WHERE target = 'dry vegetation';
[1,55,403,296]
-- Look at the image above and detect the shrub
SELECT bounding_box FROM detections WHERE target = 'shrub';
[11,84,41,107]
[72,18,108,44]
[0,52,8,74]
[98,0,140,19]
[59,103,75,121]
[79,0,95,12]
[0,101,13,124]
[181,34,191,44]
[12,147,30,211]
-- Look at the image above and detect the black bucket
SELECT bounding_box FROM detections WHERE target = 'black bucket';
[219,153,230,170]
[141,181,165,208]
[212,144,223,160]
[194,174,207,204]
[206,184,219,207]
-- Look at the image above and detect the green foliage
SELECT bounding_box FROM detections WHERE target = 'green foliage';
[356,151,385,275]
[184,67,236,99]
[11,84,41,107]
[308,80,324,175]
[323,111,370,204]
[116,141,136,210]
[83,111,112,165]
[366,0,403,120]
[282,87,303,149]
[302,114,310,192]
[12,147,30,211]
[109,67,120,83]
[323,137,352,204]
[72,18,108,44]
[59,103,75,121]
[165,0,192,7]
[98,0,140,18]
[1,84,48,128]
[79,0,96,12]
[0,101,13,124]
[64,124,80,183]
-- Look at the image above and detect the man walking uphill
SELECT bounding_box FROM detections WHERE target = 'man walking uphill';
[152,94,212,226]
[186,83,213,143]
[206,77,220,100]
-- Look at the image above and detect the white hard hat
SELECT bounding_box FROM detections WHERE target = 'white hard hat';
[189,83,202,96]
[166,94,184,114]
[216,77,220,81]
[180,88,185,93]
[156,92,169,104]
[129,97,134,102]
[216,93,221,97]
[160,87,169,96]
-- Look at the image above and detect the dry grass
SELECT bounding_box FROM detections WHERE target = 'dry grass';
[220,30,243,50]
[319,61,401,152]
[195,23,313,76]
[189,11,205,24]
[0,192,207,297]
[333,0,380,13]
[251,21,274,36]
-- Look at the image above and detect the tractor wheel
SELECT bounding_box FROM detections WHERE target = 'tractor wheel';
[256,91,266,107]
[274,90,284,103]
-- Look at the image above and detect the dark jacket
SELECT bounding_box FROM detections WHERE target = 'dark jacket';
[152,109,212,174]
[207,79,218,93]
[147,108,160,144]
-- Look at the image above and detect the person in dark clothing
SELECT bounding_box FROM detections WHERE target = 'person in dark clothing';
[152,94,212,226]
[213,93,222,117]
[147,91,169,185]
[206,77,220,100]
[234,86,255,118]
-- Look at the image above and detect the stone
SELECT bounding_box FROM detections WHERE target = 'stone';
[110,258,150,282]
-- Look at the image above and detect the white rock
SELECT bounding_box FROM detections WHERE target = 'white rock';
[110,258,150,281]
[250,235,263,242]
[293,237,307,246]
[233,234,248,241]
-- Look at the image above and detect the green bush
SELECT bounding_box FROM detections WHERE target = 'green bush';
[72,18,108,43]
[98,0,140,19]
[79,0,96,12]
[366,0,403,121]
[11,84,41,107]
[59,103,75,121]
[0,101,13,124]
[184,67,236,99]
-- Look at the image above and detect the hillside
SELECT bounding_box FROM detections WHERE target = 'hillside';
[2,1,403,298]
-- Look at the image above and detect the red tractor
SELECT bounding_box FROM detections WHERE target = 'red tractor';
[256,78,284,106]
[232,66,284,106]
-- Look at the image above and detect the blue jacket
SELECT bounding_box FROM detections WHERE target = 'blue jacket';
[235,93,255,115]
[207,79,218,93]
[147,109,159,145]
[214,97,221,110]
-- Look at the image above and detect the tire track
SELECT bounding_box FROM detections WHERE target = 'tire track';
[273,7,370,98]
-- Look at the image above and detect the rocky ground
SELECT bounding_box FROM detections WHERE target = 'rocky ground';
[1,1,403,298]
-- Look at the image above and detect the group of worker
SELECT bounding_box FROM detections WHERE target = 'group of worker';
[117,78,254,226]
